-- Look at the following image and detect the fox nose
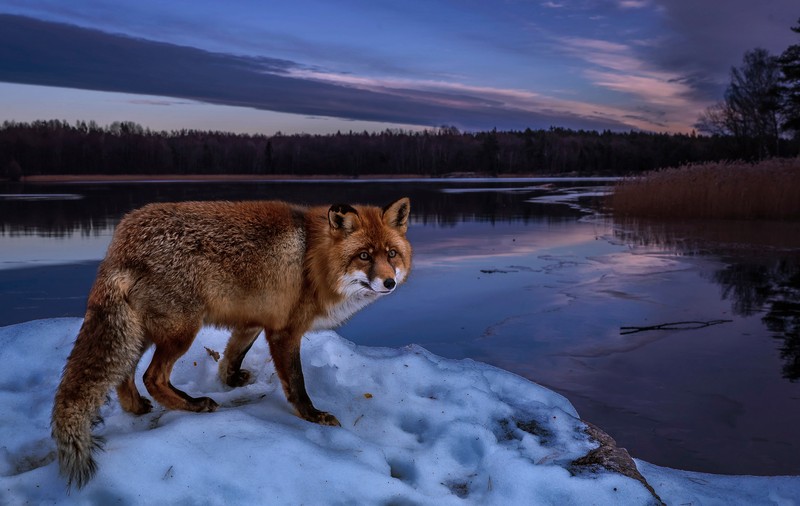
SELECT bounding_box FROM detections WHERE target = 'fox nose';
[383,278,396,290]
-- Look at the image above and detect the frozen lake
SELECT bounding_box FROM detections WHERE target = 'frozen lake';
[1,177,798,476]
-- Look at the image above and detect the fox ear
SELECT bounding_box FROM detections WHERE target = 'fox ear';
[328,204,360,235]
[382,197,410,233]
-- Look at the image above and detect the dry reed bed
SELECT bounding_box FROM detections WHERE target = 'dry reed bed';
[610,158,800,220]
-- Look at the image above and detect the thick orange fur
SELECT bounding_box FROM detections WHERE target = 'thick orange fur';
[51,198,411,489]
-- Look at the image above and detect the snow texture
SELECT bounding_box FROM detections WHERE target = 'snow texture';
[0,318,797,505]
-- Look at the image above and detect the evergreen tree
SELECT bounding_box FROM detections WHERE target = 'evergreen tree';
[778,18,800,136]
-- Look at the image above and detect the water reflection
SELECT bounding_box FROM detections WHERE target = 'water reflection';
[0,179,590,237]
[715,260,800,381]
[616,218,800,382]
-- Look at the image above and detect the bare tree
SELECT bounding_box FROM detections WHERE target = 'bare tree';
[697,48,783,159]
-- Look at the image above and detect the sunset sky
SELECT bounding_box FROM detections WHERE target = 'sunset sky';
[0,1,797,135]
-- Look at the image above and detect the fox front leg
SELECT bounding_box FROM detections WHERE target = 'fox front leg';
[267,331,340,426]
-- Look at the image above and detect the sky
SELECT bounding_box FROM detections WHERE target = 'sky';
[0,0,798,135]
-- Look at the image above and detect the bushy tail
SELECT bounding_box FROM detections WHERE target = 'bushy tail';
[51,270,144,489]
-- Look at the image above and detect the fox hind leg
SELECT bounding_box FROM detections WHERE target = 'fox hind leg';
[116,341,153,415]
[219,326,261,387]
[143,325,218,413]
[117,376,153,415]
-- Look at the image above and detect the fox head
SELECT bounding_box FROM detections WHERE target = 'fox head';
[326,197,411,300]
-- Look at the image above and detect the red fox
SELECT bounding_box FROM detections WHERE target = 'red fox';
[51,197,411,489]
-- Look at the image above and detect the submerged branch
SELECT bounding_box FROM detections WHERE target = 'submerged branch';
[620,319,733,335]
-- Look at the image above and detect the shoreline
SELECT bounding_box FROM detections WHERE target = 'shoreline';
[18,173,430,183]
[9,171,611,184]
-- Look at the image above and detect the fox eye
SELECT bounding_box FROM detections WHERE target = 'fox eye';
[358,251,371,261]
[388,249,397,258]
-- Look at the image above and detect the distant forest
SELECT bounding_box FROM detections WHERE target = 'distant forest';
[1,119,799,180]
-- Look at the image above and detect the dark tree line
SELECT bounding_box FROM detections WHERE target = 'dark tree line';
[4,119,795,180]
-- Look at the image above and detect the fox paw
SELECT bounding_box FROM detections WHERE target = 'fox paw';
[301,408,340,427]
[225,369,252,388]
[190,396,219,413]
[133,397,153,415]
[318,412,341,427]
[120,396,153,415]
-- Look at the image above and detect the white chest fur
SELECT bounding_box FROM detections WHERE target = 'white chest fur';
[311,292,377,330]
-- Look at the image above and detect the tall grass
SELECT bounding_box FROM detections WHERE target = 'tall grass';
[609,158,800,220]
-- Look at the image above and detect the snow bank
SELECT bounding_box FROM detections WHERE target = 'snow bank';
[0,319,797,505]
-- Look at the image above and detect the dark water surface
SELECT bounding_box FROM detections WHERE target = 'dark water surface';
[1,178,798,476]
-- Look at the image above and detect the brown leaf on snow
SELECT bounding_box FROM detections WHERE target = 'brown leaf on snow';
[205,347,220,362]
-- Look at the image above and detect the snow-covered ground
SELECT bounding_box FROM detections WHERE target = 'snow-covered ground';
[1,319,798,505]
